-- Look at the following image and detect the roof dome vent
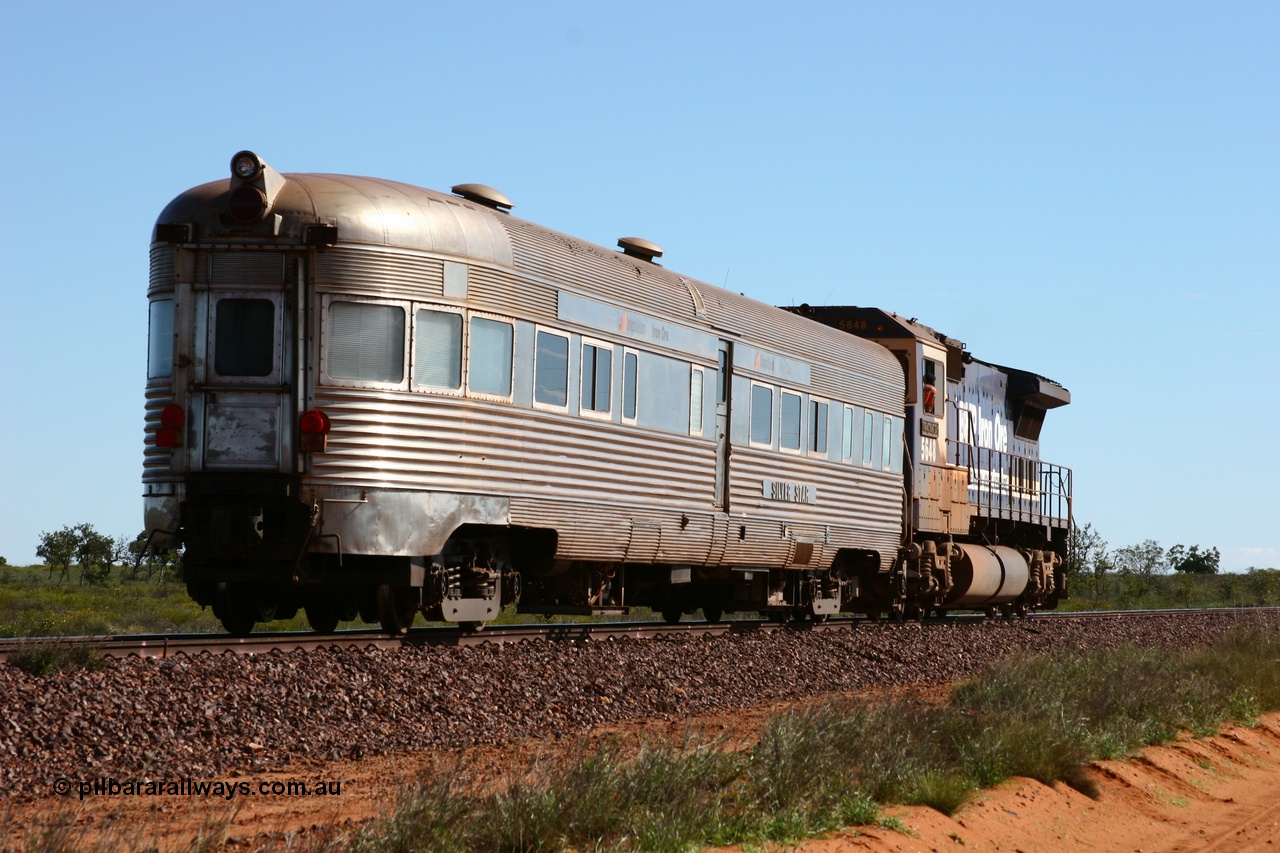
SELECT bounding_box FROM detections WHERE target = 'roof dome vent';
[618,236,663,264]
[451,183,512,211]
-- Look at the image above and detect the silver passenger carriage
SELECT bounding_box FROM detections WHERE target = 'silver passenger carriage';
[145,153,913,634]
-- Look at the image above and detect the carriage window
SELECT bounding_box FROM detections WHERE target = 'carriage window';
[329,302,404,383]
[413,309,462,389]
[842,406,855,461]
[623,351,638,421]
[889,416,905,473]
[216,298,276,377]
[750,385,773,445]
[147,299,174,379]
[862,410,875,466]
[809,400,828,454]
[882,414,894,470]
[581,342,612,413]
[781,391,802,450]
[535,330,569,406]
[469,317,514,396]
[689,368,705,434]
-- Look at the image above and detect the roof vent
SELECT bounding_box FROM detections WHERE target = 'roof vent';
[451,183,512,211]
[618,236,663,264]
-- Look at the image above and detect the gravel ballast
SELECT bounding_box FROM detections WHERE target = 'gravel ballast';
[2,610,1276,798]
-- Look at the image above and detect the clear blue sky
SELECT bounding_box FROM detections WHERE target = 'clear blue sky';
[1,2,1275,570]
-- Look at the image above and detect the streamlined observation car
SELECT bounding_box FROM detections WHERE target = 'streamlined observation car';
[144,152,911,634]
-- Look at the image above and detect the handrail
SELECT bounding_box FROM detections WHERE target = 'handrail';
[952,440,1071,526]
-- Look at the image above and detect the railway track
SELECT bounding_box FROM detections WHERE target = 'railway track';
[2,607,1273,663]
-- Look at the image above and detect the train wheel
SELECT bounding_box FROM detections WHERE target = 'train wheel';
[702,605,723,624]
[661,608,682,624]
[215,585,256,637]
[305,603,341,634]
[377,584,417,636]
[458,621,485,633]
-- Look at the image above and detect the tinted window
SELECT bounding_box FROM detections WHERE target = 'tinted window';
[781,392,802,450]
[689,368,704,433]
[582,342,612,413]
[216,298,275,377]
[751,385,773,444]
[329,302,404,383]
[809,400,828,454]
[148,299,174,379]
[468,317,513,396]
[414,309,462,389]
[863,410,875,465]
[623,352,638,420]
[535,331,569,405]
[842,406,855,461]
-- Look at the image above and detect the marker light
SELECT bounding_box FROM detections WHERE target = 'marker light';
[156,404,186,448]
[299,409,330,453]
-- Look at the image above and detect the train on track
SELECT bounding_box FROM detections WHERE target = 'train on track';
[143,152,1072,635]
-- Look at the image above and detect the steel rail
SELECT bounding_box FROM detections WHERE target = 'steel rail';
[1,607,1276,663]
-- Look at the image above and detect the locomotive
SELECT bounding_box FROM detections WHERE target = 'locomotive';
[143,152,1071,635]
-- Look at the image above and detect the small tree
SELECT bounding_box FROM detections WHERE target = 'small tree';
[36,524,117,585]
[1114,539,1166,578]
[1066,523,1109,598]
[1244,568,1280,606]
[73,523,115,585]
[1167,544,1220,575]
[124,531,183,583]
[37,527,79,584]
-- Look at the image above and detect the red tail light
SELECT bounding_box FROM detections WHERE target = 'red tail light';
[300,409,330,453]
[156,404,185,448]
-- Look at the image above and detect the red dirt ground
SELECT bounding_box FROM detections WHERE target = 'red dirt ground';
[5,707,1279,851]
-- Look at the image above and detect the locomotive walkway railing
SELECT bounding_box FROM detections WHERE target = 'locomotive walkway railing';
[953,442,1072,527]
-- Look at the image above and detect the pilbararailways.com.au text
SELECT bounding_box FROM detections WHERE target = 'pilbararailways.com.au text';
[53,776,343,800]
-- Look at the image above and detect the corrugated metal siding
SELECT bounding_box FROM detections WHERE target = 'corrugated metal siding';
[725,447,902,569]
[315,246,444,299]
[308,390,715,501]
[468,264,556,320]
[308,389,730,563]
[149,246,175,293]
[506,221,694,322]
[200,252,287,284]
[141,385,174,482]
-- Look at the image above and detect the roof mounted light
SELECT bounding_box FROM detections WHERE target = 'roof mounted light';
[231,151,263,181]
[224,150,286,225]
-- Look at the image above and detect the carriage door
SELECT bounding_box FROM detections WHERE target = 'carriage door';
[715,340,733,510]
[196,254,294,472]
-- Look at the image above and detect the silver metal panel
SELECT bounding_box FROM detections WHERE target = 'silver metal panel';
[315,488,510,556]
[203,392,280,469]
